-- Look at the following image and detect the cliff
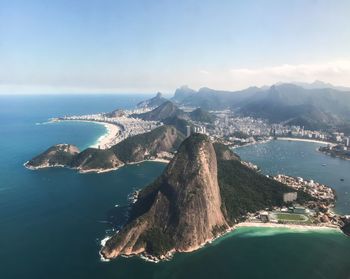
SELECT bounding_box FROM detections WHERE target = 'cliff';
[101,134,228,258]
[101,134,308,260]
[25,125,184,173]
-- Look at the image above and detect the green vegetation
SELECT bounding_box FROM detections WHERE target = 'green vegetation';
[162,116,191,136]
[216,145,312,223]
[213,143,240,161]
[140,228,175,256]
[70,148,120,169]
[112,125,184,162]
[189,108,216,123]
[28,124,185,171]
[27,144,78,167]
[172,84,350,131]
[134,101,187,121]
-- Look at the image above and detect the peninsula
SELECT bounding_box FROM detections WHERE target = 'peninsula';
[25,125,184,173]
[100,133,348,262]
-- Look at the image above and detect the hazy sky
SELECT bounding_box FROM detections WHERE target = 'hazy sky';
[1,0,350,94]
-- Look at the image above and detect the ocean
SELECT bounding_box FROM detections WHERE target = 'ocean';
[0,95,350,279]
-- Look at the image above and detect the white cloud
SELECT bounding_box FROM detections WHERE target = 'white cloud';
[199,70,210,75]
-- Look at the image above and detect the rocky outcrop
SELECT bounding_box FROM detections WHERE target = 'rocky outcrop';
[70,148,124,172]
[112,126,184,163]
[133,101,188,121]
[101,134,228,259]
[25,125,184,173]
[189,108,216,123]
[137,92,168,109]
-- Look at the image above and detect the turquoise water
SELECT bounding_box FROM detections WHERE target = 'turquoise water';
[235,140,350,214]
[1,95,350,279]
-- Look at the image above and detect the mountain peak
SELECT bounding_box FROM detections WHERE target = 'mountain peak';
[101,133,228,259]
[137,92,167,108]
[134,101,188,121]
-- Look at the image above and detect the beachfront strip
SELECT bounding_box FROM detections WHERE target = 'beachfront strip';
[52,108,161,149]
[241,174,348,229]
[52,102,350,151]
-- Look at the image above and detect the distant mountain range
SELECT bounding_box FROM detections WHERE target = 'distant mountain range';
[140,81,350,132]
[290,80,350,91]
[132,101,215,135]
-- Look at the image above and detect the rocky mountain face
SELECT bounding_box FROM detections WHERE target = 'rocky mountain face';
[137,92,168,109]
[101,134,229,259]
[101,134,309,260]
[171,85,197,103]
[25,125,184,173]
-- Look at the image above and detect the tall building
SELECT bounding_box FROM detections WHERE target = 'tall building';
[186,125,191,138]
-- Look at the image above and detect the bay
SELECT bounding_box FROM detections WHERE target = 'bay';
[1,95,349,279]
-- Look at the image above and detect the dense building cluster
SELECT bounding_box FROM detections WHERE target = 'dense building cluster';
[187,109,350,147]
[55,108,161,145]
[273,174,335,202]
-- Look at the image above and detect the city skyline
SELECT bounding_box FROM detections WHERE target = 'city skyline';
[1,0,350,94]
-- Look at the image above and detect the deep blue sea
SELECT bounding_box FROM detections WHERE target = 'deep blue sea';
[1,95,350,279]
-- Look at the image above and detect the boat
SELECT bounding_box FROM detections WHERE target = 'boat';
[340,178,345,182]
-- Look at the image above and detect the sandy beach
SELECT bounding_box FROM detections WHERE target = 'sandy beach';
[91,122,121,149]
[236,221,340,232]
[277,137,333,145]
[52,119,121,149]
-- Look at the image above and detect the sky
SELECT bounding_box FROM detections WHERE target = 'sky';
[1,0,350,94]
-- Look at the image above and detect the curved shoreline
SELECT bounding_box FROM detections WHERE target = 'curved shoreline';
[99,221,342,263]
[51,119,122,149]
[276,137,333,145]
[89,122,120,149]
